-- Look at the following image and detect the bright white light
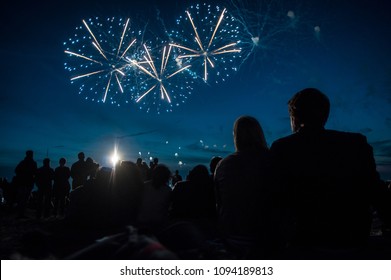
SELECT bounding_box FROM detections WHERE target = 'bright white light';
[287,10,295,19]
[111,149,120,166]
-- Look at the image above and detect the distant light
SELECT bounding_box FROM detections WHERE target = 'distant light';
[287,10,295,19]
[111,149,120,167]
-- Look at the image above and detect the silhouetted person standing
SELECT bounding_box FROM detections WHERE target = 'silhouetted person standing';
[209,156,223,179]
[171,170,182,187]
[15,150,37,218]
[136,157,149,182]
[85,157,99,180]
[214,116,272,258]
[35,158,54,219]
[53,158,71,217]
[270,88,386,258]
[71,152,88,190]
[147,157,159,180]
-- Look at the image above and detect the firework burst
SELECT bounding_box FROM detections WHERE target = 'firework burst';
[129,44,196,113]
[64,17,141,105]
[169,3,242,84]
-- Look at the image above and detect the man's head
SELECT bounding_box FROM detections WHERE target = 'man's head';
[209,156,223,175]
[233,115,267,152]
[43,158,50,167]
[25,150,33,159]
[78,152,85,161]
[59,158,66,166]
[288,88,330,132]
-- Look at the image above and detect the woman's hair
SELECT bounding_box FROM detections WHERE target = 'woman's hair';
[233,115,267,152]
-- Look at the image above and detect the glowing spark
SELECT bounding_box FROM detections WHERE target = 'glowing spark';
[92,42,108,61]
[114,73,124,93]
[117,18,130,56]
[169,43,199,54]
[103,73,112,103]
[70,69,105,80]
[64,50,102,65]
[83,20,108,60]
[207,8,226,49]
[136,84,157,103]
[166,64,191,79]
[120,38,136,59]
[185,11,204,51]
[133,44,191,104]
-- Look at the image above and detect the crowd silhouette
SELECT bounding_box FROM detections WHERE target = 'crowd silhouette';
[1,88,391,260]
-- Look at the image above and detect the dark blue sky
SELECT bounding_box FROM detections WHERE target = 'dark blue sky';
[1,0,391,180]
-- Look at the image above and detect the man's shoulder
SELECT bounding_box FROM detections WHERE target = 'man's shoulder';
[272,129,367,146]
[270,133,298,150]
[325,129,366,141]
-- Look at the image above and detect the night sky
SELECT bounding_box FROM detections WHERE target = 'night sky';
[1,0,391,180]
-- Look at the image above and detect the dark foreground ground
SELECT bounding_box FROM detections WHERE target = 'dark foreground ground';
[1,203,391,260]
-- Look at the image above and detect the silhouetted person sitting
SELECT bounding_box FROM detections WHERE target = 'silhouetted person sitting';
[270,88,388,259]
[171,165,216,222]
[71,152,88,190]
[53,158,71,217]
[138,164,172,233]
[15,150,37,218]
[214,116,272,259]
[35,158,54,219]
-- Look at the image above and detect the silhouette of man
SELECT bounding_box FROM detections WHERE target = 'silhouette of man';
[53,157,71,217]
[85,157,99,180]
[70,152,88,190]
[171,170,182,187]
[209,156,223,179]
[35,158,54,219]
[136,157,149,182]
[270,88,386,257]
[15,150,37,217]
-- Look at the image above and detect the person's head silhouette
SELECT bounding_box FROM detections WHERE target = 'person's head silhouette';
[288,88,330,132]
[77,152,85,161]
[43,158,50,167]
[233,116,267,152]
[25,150,34,159]
[59,158,66,166]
